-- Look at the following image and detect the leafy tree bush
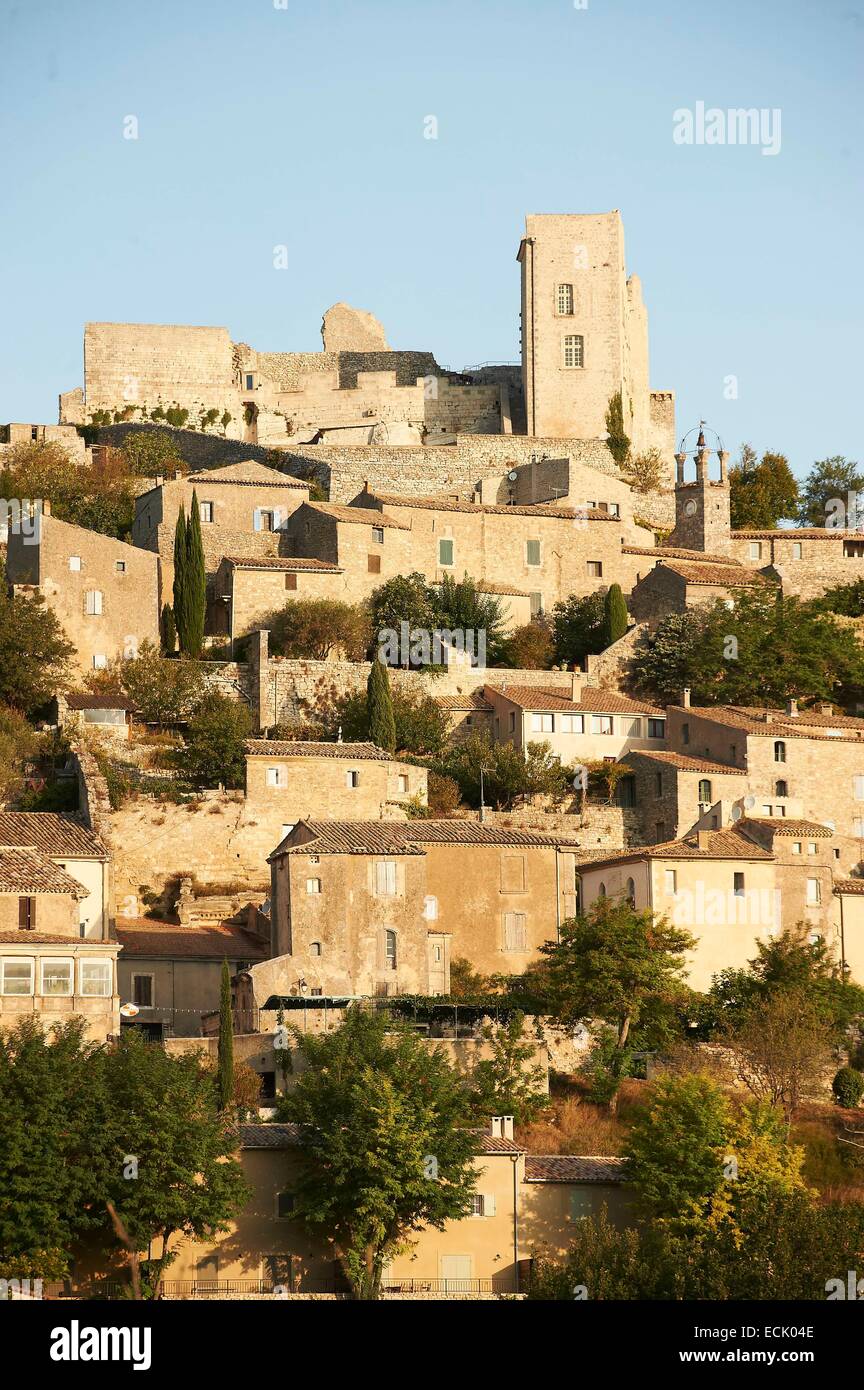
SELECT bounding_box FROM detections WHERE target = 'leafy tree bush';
[0,588,74,713]
[441,732,569,810]
[368,573,438,651]
[797,455,864,528]
[602,583,628,647]
[0,705,40,802]
[275,1007,479,1299]
[622,446,666,494]
[426,769,461,816]
[325,686,448,757]
[181,692,250,788]
[434,573,508,663]
[119,429,183,477]
[161,603,177,654]
[366,657,396,751]
[497,620,555,669]
[0,441,137,539]
[468,1011,549,1124]
[98,642,208,726]
[729,444,799,529]
[551,590,607,667]
[832,1065,864,1109]
[267,598,371,660]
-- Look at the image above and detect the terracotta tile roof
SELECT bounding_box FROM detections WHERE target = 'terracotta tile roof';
[187,460,308,489]
[305,501,409,529]
[740,816,833,837]
[224,556,342,572]
[433,693,494,712]
[525,1155,628,1183]
[0,848,90,897]
[484,685,663,716]
[476,1133,523,1155]
[652,559,767,587]
[581,826,775,873]
[835,879,864,895]
[0,812,107,858]
[239,1123,303,1149]
[671,704,864,742]
[244,740,394,760]
[474,581,532,597]
[622,546,742,564]
[0,931,119,946]
[114,922,269,960]
[732,528,864,540]
[64,693,134,711]
[273,819,583,858]
[362,490,617,522]
[631,750,741,774]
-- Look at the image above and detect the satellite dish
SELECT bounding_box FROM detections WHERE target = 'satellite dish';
[730,806,742,821]
[744,795,757,809]
[507,470,518,482]
[119,1003,139,1018]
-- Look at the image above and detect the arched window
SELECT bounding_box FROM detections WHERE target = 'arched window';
[626,877,636,906]
[775,780,788,798]
[774,741,786,763]
[598,882,607,898]
[384,930,397,970]
[698,779,712,803]
[310,942,322,957]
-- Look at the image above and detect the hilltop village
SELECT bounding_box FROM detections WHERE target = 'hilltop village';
[4,211,864,1300]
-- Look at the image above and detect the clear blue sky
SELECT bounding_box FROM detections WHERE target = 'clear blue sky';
[1,0,861,476]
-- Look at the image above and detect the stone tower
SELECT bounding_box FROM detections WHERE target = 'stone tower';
[669,426,731,555]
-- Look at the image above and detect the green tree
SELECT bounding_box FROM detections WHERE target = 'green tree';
[536,896,695,1050]
[468,1011,549,1124]
[551,590,607,667]
[120,429,183,478]
[433,574,508,664]
[814,577,864,618]
[276,1007,479,1299]
[172,504,189,652]
[184,490,207,658]
[366,657,396,752]
[622,446,666,494]
[328,686,447,757]
[628,609,703,703]
[368,573,438,657]
[602,583,628,647]
[104,641,208,726]
[497,620,555,669]
[217,960,234,1112]
[442,731,568,810]
[0,441,136,540]
[267,598,371,660]
[181,691,251,788]
[729,444,799,529]
[0,705,40,802]
[0,588,74,713]
[160,603,177,655]
[605,390,631,467]
[797,455,864,528]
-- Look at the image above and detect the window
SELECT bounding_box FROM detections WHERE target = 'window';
[698,779,712,804]
[775,780,788,797]
[625,877,636,906]
[469,1193,495,1216]
[306,878,321,895]
[586,560,603,578]
[623,717,641,737]
[617,775,636,808]
[749,541,763,561]
[41,959,73,996]
[807,842,817,855]
[854,819,864,838]
[367,554,381,574]
[655,772,663,796]
[806,878,821,905]
[774,741,786,763]
[199,501,213,523]
[345,770,359,788]
[196,1257,218,1286]
[591,715,613,735]
[665,870,677,894]
[509,711,516,732]
[559,714,584,734]
[438,537,454,567]
[276,1191,295,1219]
[384,929,397,969]
[733,872,745,897]
[424,895,438,921]
[792,841,802,854]
[372,526,384,544]
[84,590,103,616]
[530,592,544,617]
[563,334,584,368]
[375,861,397,896]
[310,942,322,956]
[285,572,297,591]
[245,374,255,390]
[682,723,690,745]
[69,555,81,571]
[79,959,112,996]
[1,959,34,995]
[648,718,665,739]
[266,766,282,788]
[132,973,153,1007]
[526,539,541,567]
[598,882,607,897]
[18,897,35,930]
[397,774,409,794]
[502,912,527,952]
[792,542,803,559]
[557,283,574,315]
[531,712,554,733]
[92,654,107,670]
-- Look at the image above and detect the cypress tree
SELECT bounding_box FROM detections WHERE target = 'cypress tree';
[602,583,629,648]
[185,490,207,658]
[173,505,188,653]
[160,603,177,655]
[217,958,234,1112]
[367,656,396,752]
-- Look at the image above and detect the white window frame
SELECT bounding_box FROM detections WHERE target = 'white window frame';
[1,958,34,996]
[84,589,103,616]
[502,911,527,952]
[306,878,322,895]
[531,712,554,733]
[40,957,74,997]
[266,766,282,788]
[563,334,584,368]
[78,958,112,997]
[806,878,821,905]
[375,861,398,897]
[664,870,677,894]
[591,714,613,735]
[557,283,574,315]
[559,714,584,734]
[424,895,439,921]
[199,500,214,523]
[345,770,360,789]
[69,555,81,571]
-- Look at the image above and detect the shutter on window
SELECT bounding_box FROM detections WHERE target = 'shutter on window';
[253,509,262,532]
[483,1193,496,1216]
[273,508,283,530]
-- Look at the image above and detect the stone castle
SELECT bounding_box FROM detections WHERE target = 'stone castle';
[58,211,676,468]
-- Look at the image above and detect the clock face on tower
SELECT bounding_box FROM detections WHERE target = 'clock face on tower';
[684,500,697,516]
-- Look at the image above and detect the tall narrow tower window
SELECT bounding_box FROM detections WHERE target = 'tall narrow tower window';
[563,335,584,368]
[557,283,574,315]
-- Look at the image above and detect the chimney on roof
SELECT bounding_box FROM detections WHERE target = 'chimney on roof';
[820,703,834,715]
[696,830,711,850]
[682,688,691,708]
[570,672,583,702]
[174,469,183,480]
[786,699,798,717]
[155,474,164,487]
[490,1116,514,1140]
[41,498,51,517]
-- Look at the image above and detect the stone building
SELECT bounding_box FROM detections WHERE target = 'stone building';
[212,555,345,646]
[728,527,864,600]
[0,846,120,1041]
[576,821,842,991]
[0,421,87,466]
[628,554,766,623]
[482,676,666,766]
[283,500,413,602]
[517,212,675,459]
[243,740,427,836]
[0,812,110,940]
[258,819,583,1003]
[5,507,159,673]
